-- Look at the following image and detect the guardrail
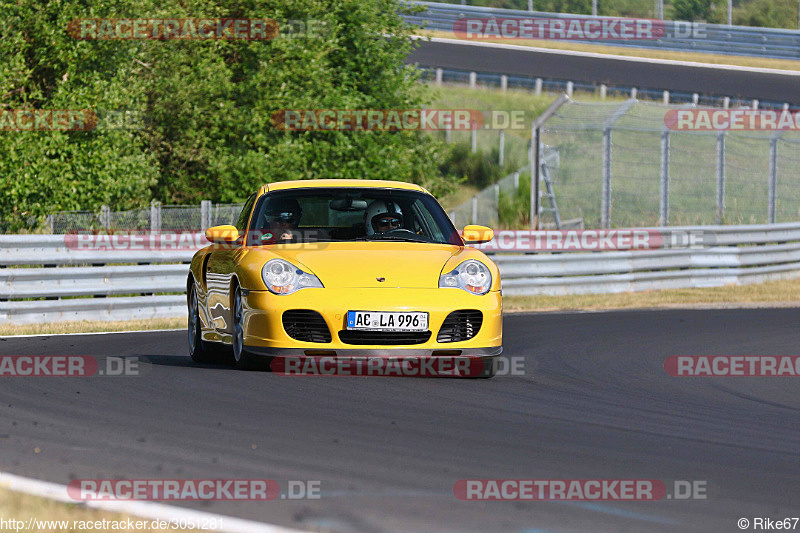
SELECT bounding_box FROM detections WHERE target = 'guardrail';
[2,224,799,324]
[0,233,198,324]
[405,2,800,60]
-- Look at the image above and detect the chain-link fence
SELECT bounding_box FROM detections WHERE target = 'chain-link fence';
[448,166,530,229]
[46,201,245,234]
[538,99,800,228]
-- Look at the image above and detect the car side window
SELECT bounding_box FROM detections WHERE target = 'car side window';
[236,193,257,232]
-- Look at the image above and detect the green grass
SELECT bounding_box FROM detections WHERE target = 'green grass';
[504,276,800,312]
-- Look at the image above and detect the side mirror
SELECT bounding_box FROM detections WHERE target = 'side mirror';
[205,225,240,245]
[461,225,494,245]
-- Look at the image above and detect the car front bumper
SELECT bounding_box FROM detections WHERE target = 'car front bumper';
[239,287,502,357]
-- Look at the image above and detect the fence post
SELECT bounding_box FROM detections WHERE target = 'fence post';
[601,128,612,229]
[630,87,637,99]
[471,196,478,225]
[435,68,442,85]
[535,78,542,96]
[471,128,477,153]
[201,200,211,231]
[662,90,669,104]
[531,130,539,229]
[100,205,110,231]
[494,183,500,224]
[498,130,505,166]
[469,71,477,89]
[723,96,730,109]
[600,84,607,99]
[501,75,508,93]
[149,200,161,232]
[46,215,54,233]
[768,135,778,223]
[566,81,573,97]
[530,93,571,230]
[716,133,726,224]
[514,171,520,191]
[659,130,670,227]
[445,121,452,144]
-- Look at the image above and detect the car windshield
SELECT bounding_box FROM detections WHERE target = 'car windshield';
[247,187,463,246]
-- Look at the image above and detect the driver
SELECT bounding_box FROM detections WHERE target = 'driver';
[259,197,302,244]
[364,200,403,236]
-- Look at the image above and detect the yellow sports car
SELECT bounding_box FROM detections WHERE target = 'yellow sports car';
[187,179,502,377]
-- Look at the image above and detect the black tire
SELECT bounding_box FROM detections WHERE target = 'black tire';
[188,283,213,363]
[188,283,233,364]
[232,286,260,370]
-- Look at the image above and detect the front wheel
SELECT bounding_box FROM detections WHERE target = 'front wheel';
[232,286,259,370]
[188,284,212,363]
[188,283,232,364]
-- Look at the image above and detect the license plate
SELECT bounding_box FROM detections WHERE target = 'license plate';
[346,311,428,332]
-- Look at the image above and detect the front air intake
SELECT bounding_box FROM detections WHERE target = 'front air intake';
[437,310,483,343]
[282,310,332,343]
[337,330,432,345]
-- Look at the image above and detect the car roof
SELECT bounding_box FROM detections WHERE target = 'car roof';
[263,179,427,194]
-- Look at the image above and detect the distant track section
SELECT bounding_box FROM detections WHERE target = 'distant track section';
[407,37,800,104]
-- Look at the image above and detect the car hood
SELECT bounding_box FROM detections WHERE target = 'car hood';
[271,242,460,289]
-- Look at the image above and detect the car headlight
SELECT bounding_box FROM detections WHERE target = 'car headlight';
[262,259,323,295]
[439,260,492,295]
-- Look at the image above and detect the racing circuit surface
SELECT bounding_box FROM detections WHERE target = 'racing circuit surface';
[407,38,800,104]
[1,308,799,532]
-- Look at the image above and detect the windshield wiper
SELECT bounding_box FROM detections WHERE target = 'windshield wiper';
[353,234,431,243]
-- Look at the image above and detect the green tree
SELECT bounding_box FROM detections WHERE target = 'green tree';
[0,0,457,231]
[671,0,714,21]
[734,0,798,28]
